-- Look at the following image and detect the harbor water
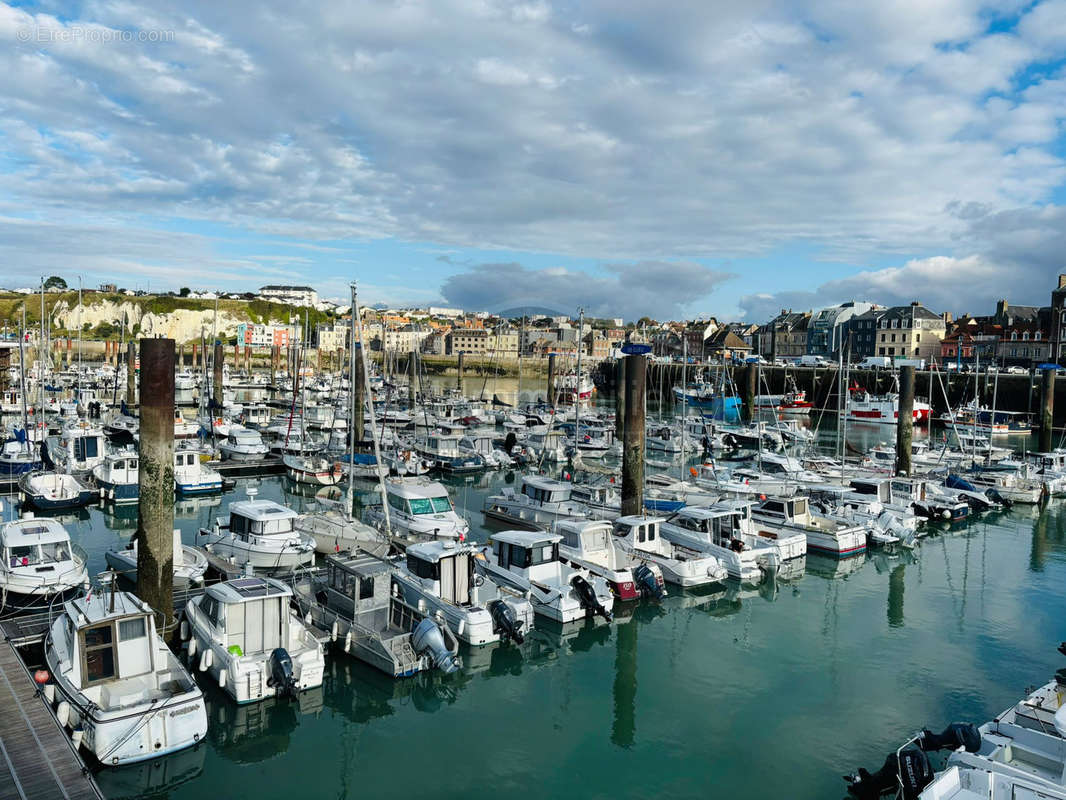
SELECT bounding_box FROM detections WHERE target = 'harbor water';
[5,402,1065,800]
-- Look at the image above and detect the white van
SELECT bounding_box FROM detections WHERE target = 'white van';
[857,356,891,369]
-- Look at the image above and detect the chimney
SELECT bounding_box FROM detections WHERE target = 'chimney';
[996,299,1007,317]
[942,312,953,325]
[1059,274,1066,289]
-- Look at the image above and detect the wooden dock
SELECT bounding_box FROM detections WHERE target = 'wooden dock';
[0,641,104,800]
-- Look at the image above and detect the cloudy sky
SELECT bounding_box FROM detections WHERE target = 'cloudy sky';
[1,0,1064,321]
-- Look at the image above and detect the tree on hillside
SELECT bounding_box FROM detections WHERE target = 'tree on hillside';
[44,276,67,290]
[179,287,191,297]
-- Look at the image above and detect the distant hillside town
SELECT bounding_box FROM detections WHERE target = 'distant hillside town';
[3,276,1065,369]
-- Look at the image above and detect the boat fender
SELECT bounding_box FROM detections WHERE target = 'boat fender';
[217,668,227,689]
[56,701,70,728]
[43,684,55,704]
[70,728,84,750]
[330,620,339,642]
[180,620,189,641]
[344,631,352,652]
[186,638,197,659]
[198,649,212,672]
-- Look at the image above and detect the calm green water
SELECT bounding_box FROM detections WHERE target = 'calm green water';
[5,417,1065,800]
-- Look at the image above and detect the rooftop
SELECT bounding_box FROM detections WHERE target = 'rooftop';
[491,530,562,547]
[206,576,292,604]
[2,517,71,546]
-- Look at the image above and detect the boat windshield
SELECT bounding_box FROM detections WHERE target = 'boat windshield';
[409,496,452,515]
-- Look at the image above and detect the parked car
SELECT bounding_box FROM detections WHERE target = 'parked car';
[1005,365,1029,375]
[857,356,891,369]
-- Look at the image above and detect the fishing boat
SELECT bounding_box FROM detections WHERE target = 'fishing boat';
[283,452,344,486]
[173,410,200,439]
[751,496,867,558]
[92,450,140,503]
[392,540,535,646]
[481,475,590,530]
[18,470,98,510]
[414,433,486,473]
[174,371,197,391]
[44,591,208,765]
[552,519,666,601]
[843,382,932,424]
[105,530,208,588]
[174,447,222,496]
[46,420,108,473]
[476,530,614,623]
[610,516,730,587]
[199,490,315,572]
[364,477,470,543]
[183,576,325,704]
[555,372,595,402]
[660,506,781,583]
[218,426,269,462]
[0,432,41,476]
[0,516,87,606]
[293,551,459,677]
[103,413,139,444]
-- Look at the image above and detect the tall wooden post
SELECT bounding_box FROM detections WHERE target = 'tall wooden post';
[895,365,915,476]
[621,353,647,517]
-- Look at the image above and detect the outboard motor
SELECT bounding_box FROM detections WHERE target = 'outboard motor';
[918,723,981,753]
[986,488,1011,508]
[266,648,298,698]
[488,599,525,645]
[633,564,666,601]
[571,575,612,622]
[412,618,460,673]
[845,746,934,800]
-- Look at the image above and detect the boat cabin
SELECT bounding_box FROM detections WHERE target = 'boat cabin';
[241,404,272,428]
[174,449,202,471]
[3,517,76,571]
[667,507,746,547]
[404,541,474,606]
[848,477,893,503]
[611,516,668,553]
[198,577,294,658]
[385,480,455,517]
[754,497,813,525]
[423,434,463,456]
[224,499,299,538]
[102,452,139,483]
[490,530,562,578]
[554,519,614,559]
[888,478,928,503]
[521,475,573,504]
[59,592,161,692]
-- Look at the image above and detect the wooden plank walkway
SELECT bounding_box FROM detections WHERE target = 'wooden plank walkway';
[0,641,104,800]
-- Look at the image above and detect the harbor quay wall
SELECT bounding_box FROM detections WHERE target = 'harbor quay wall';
[593,360,1066,425]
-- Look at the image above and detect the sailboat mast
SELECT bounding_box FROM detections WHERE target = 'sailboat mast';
[681,332,687,481]
[576,308,583,445]
[352,282,391,536]
[347,299,357,516]
[19,306,28,431]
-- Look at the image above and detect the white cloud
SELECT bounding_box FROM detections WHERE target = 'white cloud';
[0,0,1062,314]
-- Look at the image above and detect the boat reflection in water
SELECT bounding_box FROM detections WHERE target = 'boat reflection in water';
[207,683,324,765]
[93,742,206,800]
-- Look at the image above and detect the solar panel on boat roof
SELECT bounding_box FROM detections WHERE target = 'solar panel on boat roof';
[230,577,274,597]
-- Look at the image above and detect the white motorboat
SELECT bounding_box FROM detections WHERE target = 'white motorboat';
[44,591,207,765]
[218,426,269,462]
[200,491,315,572]
[364,477,470,543]
[174,447,222,496]
[476,530,614,624]
[660,505,780,583]
[296,507,390,557]
[610,515,729,588]
[183,576,325,704]
[751,496,867,558]
[553,518,666,601]
[92,450,140,503]
[392,540,535,646]
[0,516,87,605]
[105,530,208,588]
[481,474,590,530]
[283,453,344,486]
[19,470,98,511]
[294,551,459,677]
[46,420,108,473]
